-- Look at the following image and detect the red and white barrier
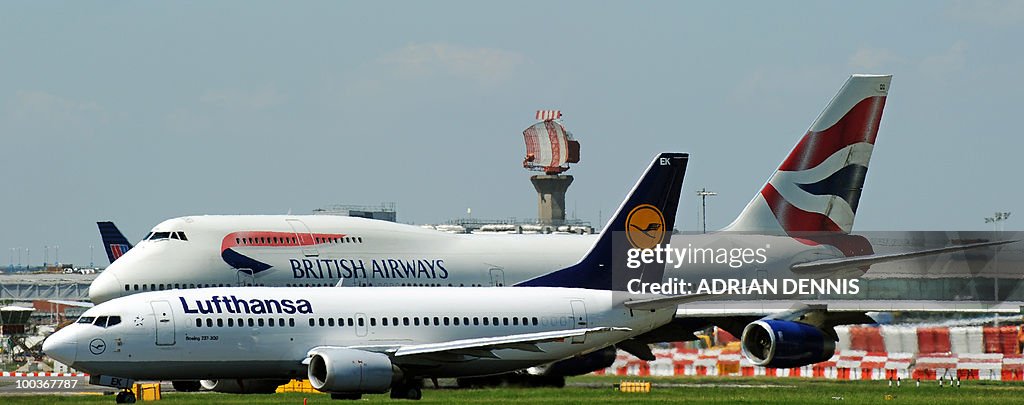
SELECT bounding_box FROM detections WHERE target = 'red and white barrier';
[595,325,1024,381]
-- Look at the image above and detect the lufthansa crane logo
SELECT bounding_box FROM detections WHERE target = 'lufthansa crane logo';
[626,204,666,249]
[89,338,107,355]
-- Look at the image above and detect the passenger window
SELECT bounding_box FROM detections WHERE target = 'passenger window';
[403,317,410,326]
[205,319,213,327]
[247,318,255,327]
[257,318,264,327]
[328,318,335,327]
[532,317,539,326]
[309,318,315,327]
[217,319,224,327]
[358,318,365,327]
[228,318,234,327]
[382,318,389,326]
[452,317,458,326]
[289,319,295,327]
[370,318,377,327]
[318,318,325,327]
[393,317,399,326]
[196,319,202,327]
[433,317,440,325]
[513,317,519,326]
[414,318,420,326]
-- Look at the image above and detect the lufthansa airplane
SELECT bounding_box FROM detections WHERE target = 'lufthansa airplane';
[45,153,696,403]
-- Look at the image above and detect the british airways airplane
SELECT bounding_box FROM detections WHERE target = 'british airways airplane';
[45,153,696,403]
[87,74,891,304]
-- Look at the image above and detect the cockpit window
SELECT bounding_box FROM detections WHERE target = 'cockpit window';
[94,316,108,326]
[106,316,121,327]
[148,231,187,241]
[76,316,96,324]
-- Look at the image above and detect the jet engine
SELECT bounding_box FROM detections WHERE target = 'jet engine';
[740,320,835,369]
[307,347,397,394]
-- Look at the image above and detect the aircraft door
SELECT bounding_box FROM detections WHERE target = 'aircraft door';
[355,313,368,337]
[286,219,319,257]
[237,270,255,286]
[489,268,505,287]
[151,301,176,346]
[569,300,587,344]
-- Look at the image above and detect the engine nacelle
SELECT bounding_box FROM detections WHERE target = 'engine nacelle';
[307,347,396,394]
[740,320,835,369]
[198,379,288,394]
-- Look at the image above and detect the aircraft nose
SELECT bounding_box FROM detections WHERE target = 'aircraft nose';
[43,328,78,366]
[89,271,123,304]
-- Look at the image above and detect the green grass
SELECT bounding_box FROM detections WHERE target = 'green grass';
[8,376,1024,404]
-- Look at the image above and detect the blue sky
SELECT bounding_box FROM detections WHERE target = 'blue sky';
[2,1,1023,266]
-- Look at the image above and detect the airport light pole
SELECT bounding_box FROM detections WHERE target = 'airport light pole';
[43,245,48,268]
[55,245,59,266]
[696,188,717,234]
[90,245,94,268]
[984,212,1011,321]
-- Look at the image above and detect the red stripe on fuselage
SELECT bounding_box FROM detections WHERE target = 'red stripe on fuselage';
[778,96,886,172]
[220,231,347,252]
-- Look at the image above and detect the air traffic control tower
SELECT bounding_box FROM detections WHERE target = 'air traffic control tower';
[522,110,581,225]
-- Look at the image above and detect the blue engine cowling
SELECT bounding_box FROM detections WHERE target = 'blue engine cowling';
[740,320,836,369]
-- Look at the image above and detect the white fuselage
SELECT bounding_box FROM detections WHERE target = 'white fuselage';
[46,287,674,380]
[89,215,595,303]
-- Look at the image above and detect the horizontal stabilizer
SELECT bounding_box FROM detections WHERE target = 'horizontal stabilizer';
[790,239,1019,274]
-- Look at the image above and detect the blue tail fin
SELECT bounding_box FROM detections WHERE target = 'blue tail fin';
[516,152,688,290]
[97,221,133,264]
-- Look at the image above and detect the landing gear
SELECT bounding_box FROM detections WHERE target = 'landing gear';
[330,393,362,400]
[390,379,423,400]
[114,390,136,404]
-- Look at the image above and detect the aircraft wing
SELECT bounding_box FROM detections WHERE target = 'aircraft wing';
[47,300,94,308]
[624,293,710,310]
[392,327,631,358]
[674,299,1024,318]
[790,239,1018,274]
[316,327,632,362]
